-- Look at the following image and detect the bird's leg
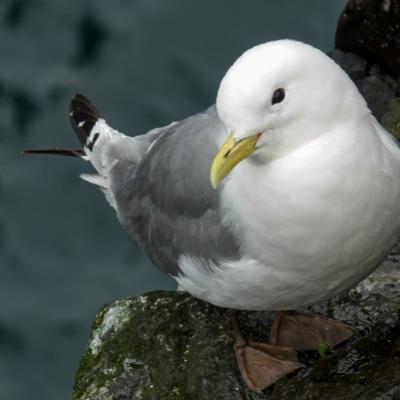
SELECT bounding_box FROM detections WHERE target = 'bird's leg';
[270,310,353,351]
[228,310,300,393]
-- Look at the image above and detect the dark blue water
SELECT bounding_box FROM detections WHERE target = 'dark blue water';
[0,1,347,398]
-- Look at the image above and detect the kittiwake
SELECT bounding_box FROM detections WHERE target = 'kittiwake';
[25,39,400,392]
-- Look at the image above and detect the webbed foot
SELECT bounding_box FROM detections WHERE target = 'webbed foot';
[229,310,300,392]
[270,311,353,351]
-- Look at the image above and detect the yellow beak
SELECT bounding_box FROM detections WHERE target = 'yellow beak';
[210,133,261,189]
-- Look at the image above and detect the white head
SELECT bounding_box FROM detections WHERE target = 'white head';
[210,40,369,187]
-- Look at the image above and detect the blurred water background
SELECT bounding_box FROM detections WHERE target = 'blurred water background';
[0,1,348,399]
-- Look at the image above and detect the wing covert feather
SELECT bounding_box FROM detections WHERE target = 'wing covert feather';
[111,106,240,275]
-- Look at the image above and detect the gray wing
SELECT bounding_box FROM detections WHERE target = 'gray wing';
[110,106,240,276]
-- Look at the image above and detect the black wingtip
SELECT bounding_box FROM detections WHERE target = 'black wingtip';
[69,94,101,147]
[23,148,85,157]
[24,95,101,158]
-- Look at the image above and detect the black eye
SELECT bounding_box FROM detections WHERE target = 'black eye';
[271,88,285,105]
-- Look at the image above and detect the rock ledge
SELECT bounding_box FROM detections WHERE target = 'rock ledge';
[72,251,400,400]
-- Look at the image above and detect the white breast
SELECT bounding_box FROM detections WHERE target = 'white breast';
[177,120,400,310]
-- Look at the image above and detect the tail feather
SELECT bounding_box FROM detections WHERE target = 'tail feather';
[69,94,101,147]
[80,173,106,188]
[24,93,129,206]
[23,94,102,158]
[23,148,85,157]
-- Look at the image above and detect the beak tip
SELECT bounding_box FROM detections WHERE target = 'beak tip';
[209,132,259,190]
[210,176,218,190]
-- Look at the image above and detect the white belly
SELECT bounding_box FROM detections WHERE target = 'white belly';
[177,126,400,310]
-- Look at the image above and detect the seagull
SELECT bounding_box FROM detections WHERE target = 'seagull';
[25,40,400,392]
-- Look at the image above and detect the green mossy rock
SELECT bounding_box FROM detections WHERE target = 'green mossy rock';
[72,293,253,400]
[382,97,400,140]
[72,248,400,400]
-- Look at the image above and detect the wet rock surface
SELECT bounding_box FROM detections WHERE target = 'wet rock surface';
[334,0,400,140]
[330,49,400,128]
[327,48,400,143]
[335,0,400,79]
[72,245,400,399]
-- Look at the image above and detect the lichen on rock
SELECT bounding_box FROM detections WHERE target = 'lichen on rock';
[72,245,400,400]
[73,291,258,400]
[89,299,136,356]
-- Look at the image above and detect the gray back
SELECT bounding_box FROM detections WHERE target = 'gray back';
[111,106,240,276]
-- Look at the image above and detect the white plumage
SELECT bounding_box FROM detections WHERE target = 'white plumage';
[68,40,400,312]
[176,40,400,309]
